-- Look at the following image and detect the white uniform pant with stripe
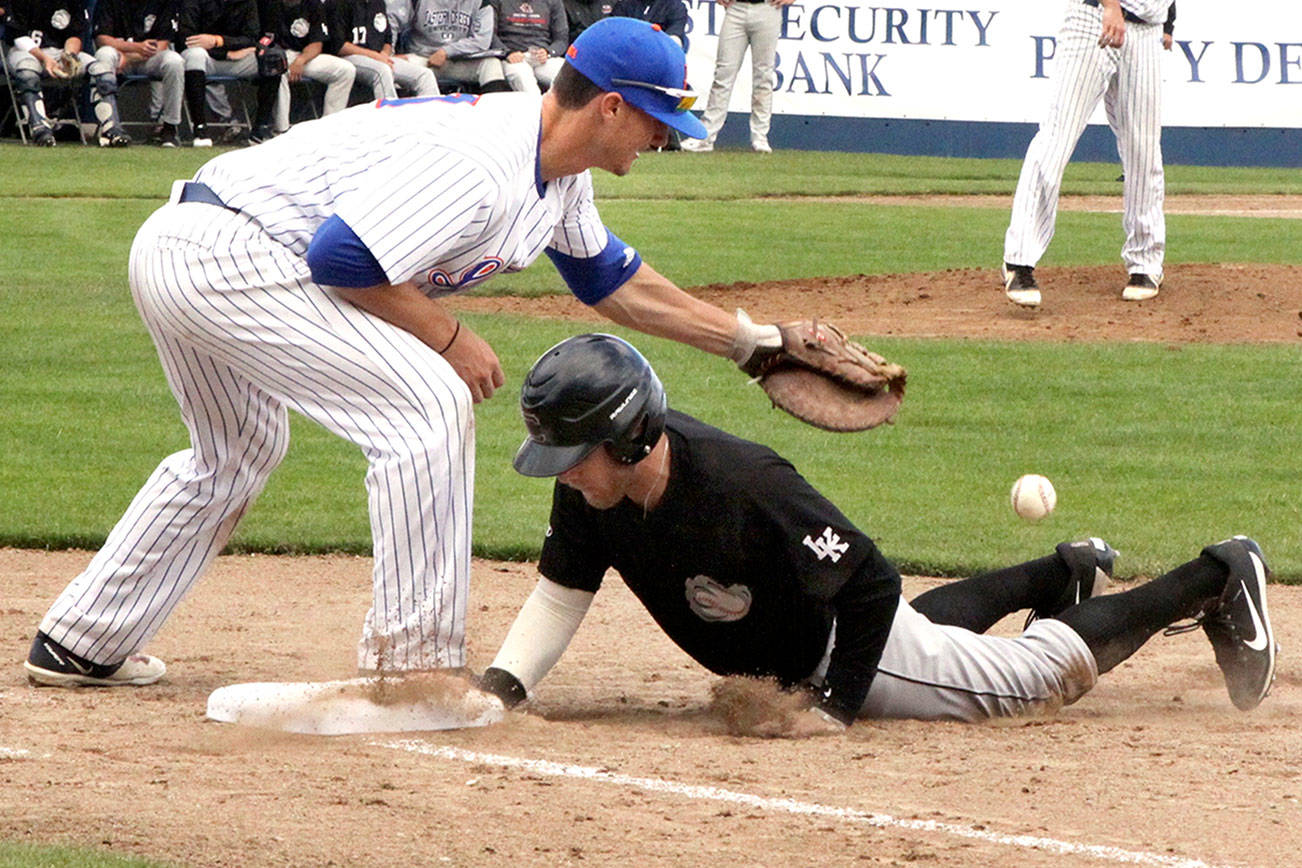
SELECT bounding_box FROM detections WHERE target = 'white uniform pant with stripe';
[695,1,782,146]
[1004,4,1165,274]
[38,199,475,672]
[276,50,357,132]
[845,597,1098,722]
[348,54,440,100]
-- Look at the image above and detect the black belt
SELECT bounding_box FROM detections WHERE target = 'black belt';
[1082,0,1147,25]
[178,181,237,211]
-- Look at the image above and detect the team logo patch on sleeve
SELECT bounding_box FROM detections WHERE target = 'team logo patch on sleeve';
[51,9,71,29]
[802,527,849,562]
[685,575,752,622]
[374,12,387,31]
[291,17,310,38]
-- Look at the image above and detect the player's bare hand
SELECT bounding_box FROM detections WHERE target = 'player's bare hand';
[757,707,848,739]
[1162,33,1173,51]
[1098,4,1125,48]
[186,33,219,51]
[228,46,254,60]
[507,50,525,64]
[289,59,307,82]
[41,55,60,77]
[442,324,505,403]
[428,48,447,68]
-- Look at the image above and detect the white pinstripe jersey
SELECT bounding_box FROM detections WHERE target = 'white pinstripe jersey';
[192,92,612,298]
[1119,0,1172,24]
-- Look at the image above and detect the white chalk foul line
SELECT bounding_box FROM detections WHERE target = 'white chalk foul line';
[377,740,1224,868]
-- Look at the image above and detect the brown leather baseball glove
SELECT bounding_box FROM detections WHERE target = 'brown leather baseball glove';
[742,319,906,432]
[51,53,84,79]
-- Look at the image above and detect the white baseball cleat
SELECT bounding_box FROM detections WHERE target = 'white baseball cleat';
[1002,263,1041,308]
[751,137,772,153]
[680,138,714,153]
[1121,272,1162,301]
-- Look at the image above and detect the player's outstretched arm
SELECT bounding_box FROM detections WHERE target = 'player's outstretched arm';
[480,577,595,708]
[593,262,772,363]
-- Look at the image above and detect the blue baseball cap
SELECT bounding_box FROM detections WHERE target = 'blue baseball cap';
[565,17,708,140]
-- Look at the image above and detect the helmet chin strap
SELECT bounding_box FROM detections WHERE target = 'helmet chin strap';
[634,436,671,517]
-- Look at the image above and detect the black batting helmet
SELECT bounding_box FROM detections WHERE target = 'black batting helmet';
[513,334,667,478]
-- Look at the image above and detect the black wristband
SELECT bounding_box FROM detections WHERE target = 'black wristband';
[438,320,461,354]
[479,666,527,708]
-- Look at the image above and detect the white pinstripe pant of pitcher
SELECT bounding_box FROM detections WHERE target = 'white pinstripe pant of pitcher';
[1005,3,1166,274]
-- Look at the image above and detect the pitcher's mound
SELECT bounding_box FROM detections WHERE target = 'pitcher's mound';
[207,674,505,735]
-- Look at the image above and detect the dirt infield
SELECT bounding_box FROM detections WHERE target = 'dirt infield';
[1,549,1299,867]
[2,261,1300,867]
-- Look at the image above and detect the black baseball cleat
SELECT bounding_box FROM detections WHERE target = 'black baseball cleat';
[31,124,56,147]
[24,630,165,687]
[248,125,274,145]
[1198,536,1277,711]
[98,124,132,147]
[1121,272,1162,302]
[1026,537,1116,627]
[1002,263,1041,308]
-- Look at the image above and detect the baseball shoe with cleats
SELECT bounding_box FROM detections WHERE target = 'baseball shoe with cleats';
[31,124,56,147]
[24,631,165,687]
[1025,537,1116,627]
[151,122,179,148]
[191,124,213,148]
[680,138,714,153]
[1121,272,1162,301]
[1194,536,1277,711]
[751,137,772,153]
[1002,263,1041,308]
[97,124,132,147]
[248,125,274,145]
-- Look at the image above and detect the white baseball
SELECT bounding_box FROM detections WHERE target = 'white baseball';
[1011,474,1056,521]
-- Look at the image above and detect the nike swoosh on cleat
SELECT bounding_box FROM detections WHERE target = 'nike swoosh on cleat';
[1241,553,1270,653]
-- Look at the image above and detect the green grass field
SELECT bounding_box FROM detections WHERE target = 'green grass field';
[1,144,1300,582]
[1,138,1300,868]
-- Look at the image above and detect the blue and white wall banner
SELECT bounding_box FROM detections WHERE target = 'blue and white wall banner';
[681,1,1302,130]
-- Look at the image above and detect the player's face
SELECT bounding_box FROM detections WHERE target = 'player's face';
[599,99,671,176]
[557,446,636,509]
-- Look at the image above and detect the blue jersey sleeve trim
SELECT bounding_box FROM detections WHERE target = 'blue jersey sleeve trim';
[545,229,642,306]
[306,215,389,288]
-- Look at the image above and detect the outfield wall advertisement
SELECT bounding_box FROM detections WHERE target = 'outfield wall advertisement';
[680,1,1302,130]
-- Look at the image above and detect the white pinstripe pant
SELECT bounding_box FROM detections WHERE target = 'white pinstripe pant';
[38,200,475,672]
[1004,4,1166,274]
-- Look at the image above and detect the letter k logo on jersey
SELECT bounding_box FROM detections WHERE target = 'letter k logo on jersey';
[803,527,849,563]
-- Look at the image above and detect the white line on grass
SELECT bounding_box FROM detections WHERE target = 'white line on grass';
[377,740,1223,868]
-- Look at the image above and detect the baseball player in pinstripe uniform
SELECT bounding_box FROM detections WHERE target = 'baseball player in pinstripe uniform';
[1002,0,1175,307]
[478,334,1278,731]
[23,18,791,690]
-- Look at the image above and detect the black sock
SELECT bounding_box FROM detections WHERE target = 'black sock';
[254,77,279,128]
[184,70,208,129]
[911,554,1067,632]
[1057,555,1226,674]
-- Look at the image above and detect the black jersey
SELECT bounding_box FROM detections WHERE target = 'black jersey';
[322,0,388,54]
[539,410,901,722]
[262,0,326,50]
[177,0,260,54]
[5,0,90,48]
[93,0,177,42]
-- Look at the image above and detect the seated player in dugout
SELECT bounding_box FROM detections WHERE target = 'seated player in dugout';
[478,334,1279,735]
